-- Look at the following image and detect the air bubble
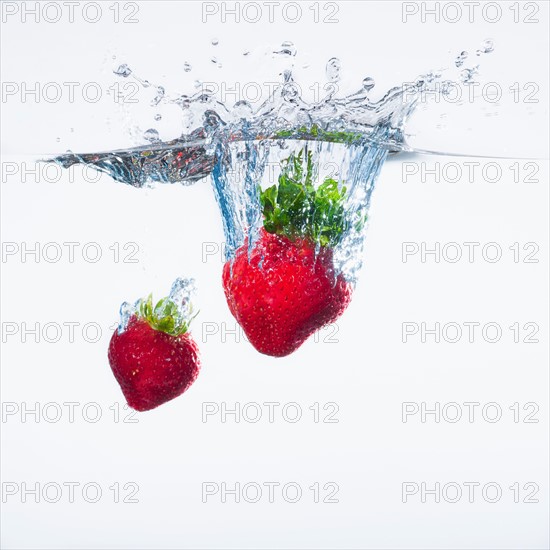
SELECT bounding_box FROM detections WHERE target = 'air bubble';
[362,77,375,91]
[481,39,494,53]
[282,82,299,101]
[143,128,160,143]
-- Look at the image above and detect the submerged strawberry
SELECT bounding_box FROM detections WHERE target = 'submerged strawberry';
[223,228,351,356]
[108,279,200,411]
[223,149,355,357]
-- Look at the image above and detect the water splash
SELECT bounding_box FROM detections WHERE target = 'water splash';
[326,57,341,82]
[52,128,215,187]
[113,63,132,77]
[49,41,497,187]
[117,277,197,334]
[212,128,391,283]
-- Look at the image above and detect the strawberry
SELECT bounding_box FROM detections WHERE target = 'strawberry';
[108,279,200,411]
[222,149,355,357]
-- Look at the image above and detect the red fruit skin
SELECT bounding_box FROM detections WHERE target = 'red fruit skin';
[222,228,353,357]
[108,318,200,412]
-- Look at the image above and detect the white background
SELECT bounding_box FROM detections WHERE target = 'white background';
[1,1,549,549]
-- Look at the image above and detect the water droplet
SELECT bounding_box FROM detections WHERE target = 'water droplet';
[183,61,192,73]
[203,110,223,129]
[232,100,253,119]
[113,63,132,77]
[118,301,136,334]
[150,86,165,106]
[455,51,468,67]
[325,57,341,82]
[282,82,299,101]
[362,77,375,91]
[460,66,479,84]
[476,39,494,56]
[70,127,74,132]
[143,128,160,143]
[440,80,456,96]
[168,278,196,321]
[173,94,190,109]
[154,114,162,121]
[243,51,250,56]
[217,63,223,69]
[211,38,219,46]
[56,137,61,142]
[211,57,218,64]
[481,39,494,53]
[274,42,296,57]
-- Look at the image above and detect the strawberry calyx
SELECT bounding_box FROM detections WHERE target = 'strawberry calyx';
[136,294,196,336]
[119,278,198,337]
[259,148,349,248]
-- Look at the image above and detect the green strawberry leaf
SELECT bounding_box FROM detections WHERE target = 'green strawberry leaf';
[259,149,349,248]
[137,292,197,336]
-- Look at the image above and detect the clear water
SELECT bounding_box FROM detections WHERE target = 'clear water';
[48,41,502,284]
[212,133,390,282]
[49,41,498,186]
[117,277,197,335]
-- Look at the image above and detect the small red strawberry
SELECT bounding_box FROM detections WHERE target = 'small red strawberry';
[222,149,355,357]
[108,279,200,411]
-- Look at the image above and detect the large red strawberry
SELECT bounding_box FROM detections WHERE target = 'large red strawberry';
[222,149,355,357]
[108,279,200,411]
